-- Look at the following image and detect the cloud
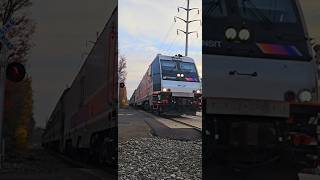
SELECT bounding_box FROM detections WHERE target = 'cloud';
[119,0,202,48]
[119,0,202,98]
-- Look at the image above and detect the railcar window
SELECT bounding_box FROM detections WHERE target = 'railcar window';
[203,0,227,17]
[80,77,85,106]
[238,0,297,23]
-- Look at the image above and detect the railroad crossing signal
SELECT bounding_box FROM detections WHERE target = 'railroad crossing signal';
[6,62,26,82]
[120,82,125,88]
[0,19,25,83]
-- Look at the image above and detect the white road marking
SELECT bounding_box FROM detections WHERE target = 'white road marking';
[118,113,134,116]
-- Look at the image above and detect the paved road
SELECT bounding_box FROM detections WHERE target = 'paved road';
[0,149,116,180]
[0,168,116,180]
[118,108,153,142]
[118,107,201,141]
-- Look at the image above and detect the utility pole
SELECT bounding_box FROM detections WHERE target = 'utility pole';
[0,18,16,169]
[0,46,7,169]
[175,0,201,56]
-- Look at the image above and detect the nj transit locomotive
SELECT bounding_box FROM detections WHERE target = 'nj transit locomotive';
[203,0,319,171]
[130,54,202,115]
[42,7,117,165]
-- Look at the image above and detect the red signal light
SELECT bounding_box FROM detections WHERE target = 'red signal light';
[284,91,296,102]
[6,62,26,82]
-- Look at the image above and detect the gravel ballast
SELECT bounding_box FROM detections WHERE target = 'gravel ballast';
[118,137,202,180]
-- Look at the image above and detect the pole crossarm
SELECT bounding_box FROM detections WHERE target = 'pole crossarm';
[174,0,201,56]
[177,29,187,35]
[177,7,188,12]
[189,19,201,25]
[174,16,187,23]
[189,8,200,12]
[177,29,198,36]
[178,7,199,12]
[188,31,198,35]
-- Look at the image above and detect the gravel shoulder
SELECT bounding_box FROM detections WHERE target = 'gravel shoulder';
[118,137,202,180]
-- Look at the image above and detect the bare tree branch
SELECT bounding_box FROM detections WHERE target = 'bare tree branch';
[119,55,128,83]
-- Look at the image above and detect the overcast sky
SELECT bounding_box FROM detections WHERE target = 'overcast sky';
[28,0,319,127]
[29,0,116,127]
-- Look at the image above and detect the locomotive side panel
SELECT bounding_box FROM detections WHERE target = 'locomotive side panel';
[135,67,153,106]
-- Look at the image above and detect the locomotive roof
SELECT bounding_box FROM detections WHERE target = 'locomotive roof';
[156,54,195,63]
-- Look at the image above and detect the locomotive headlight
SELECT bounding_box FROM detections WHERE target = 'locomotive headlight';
[162,88,167,92]
[298,90,312,102]
[177,73,181,77]
[238,28,250,41]
[225,27,237,40]
[196,89,201,94]
[181,74,184,77]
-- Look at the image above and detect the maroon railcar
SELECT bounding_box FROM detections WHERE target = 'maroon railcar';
[43,7,118,165]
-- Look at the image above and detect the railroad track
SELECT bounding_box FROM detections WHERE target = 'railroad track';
[166,116,202,132]
[137,109,202,133]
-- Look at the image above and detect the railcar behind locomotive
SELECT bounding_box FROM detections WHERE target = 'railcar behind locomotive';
[203,0,319,174]
[130,54,202,115]
[42,6,117,165]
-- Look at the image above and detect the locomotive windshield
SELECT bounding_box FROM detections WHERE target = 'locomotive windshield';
[160,60,199,82]
[238,0,297,23]
[204,0,227,17]
[203,0,312,61]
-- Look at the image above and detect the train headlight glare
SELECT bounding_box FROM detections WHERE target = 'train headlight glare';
[181,74,184,77]
[225,27,237,40]
[177,74,181,77]
[162,88,167,92]
[298,90,312,102]
[196,90,201,94]
[239,28,250,41]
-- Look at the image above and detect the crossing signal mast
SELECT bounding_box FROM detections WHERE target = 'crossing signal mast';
[175,0,201,56]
